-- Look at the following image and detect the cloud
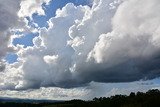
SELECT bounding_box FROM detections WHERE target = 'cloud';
[18,0,51,18]
[0,0,54,89]
[87,0,160,82]
[0,80,159,100]
[0,87,90,100]
[0,0,50,67]
[0,0,22,71]
[43,55,59,64]
[1,0,160,90]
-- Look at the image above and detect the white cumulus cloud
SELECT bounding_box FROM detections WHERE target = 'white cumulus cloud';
[18,0,51,18]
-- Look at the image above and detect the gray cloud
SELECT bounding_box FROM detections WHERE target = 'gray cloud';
[0,0,20,31]
[0,0,22,72]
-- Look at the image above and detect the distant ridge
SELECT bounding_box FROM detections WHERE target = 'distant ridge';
[0,97,64,103]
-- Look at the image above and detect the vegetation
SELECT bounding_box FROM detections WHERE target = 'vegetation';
[1,89,160,107]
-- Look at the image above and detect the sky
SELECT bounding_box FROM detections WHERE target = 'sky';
[0,0,160,100]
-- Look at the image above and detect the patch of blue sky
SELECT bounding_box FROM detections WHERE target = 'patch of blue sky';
[26,17,39,28]
[13,31,24,35]
[5,53,18,64]
[12,33,39,48]
[152,78,160,84]
[32,0,91,27]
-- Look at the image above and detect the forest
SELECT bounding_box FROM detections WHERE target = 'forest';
[0,89,160,107]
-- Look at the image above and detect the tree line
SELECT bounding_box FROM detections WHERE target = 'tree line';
[1,89,160,107]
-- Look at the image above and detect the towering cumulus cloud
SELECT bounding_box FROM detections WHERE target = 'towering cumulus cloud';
[1,0,160,90]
